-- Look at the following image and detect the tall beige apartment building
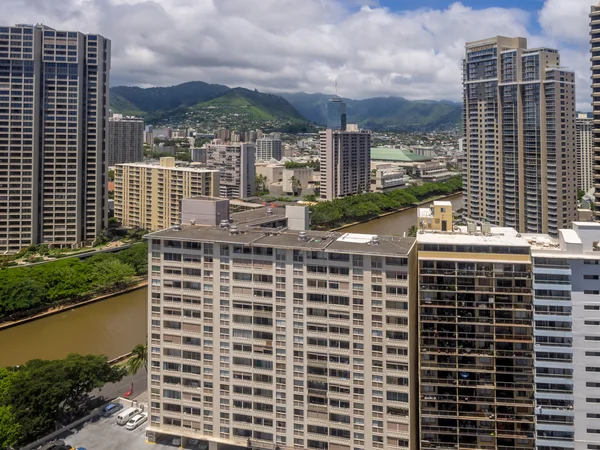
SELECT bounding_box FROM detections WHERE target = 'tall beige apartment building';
[417,204,535,450]
[0,24,110,253]
[463,36,577,235]
[205,141,256,199]
[576,114,593,193]
[114,157,219,231]
[590,7,600,217]
[145,218,418,450]
[319,128,371,200]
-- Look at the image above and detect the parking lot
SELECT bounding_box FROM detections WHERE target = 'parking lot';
[62,412,175,450]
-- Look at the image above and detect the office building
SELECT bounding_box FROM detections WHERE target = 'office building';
[591,6,600,217]
[108,114,144,166]
[0,24,110,253]
[373,164,408,193]
[206,140,255,199]
[463,36,577,235]
[145,206,419,450]
[417,203,535,449]
[527,222,600,450]
[327,97,347,130]
[114,157,219,231]
[255,136,282,161]
[576,113,593,193]
[319,128,371,200]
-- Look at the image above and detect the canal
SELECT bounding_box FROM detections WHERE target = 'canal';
[0,193,462,367]
[0,287,148,367]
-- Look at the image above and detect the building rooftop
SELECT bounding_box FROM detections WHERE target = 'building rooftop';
[115,161,218,173]
[148,226,415,256]
[370,147,431,162]
[418,226,530,247]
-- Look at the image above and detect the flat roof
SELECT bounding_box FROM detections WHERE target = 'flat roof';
[370,147,431,162]
[148,226,415,256]
[115,162,218,173]
[418,226,529,247]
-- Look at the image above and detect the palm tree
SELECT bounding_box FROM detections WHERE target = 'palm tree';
[291,176,302,196]
[407,225,418,237]
[126,344,147,375]
[255,174,268,193]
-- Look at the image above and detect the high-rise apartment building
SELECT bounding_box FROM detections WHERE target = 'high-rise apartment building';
[319,128,371,200]
[591,6,600,218]
[114,157,219,231]
[417,205,535,450]
[108,114,144,166]
[463,36,577,235]
[576,114,593,193]
[255,136,282,161]
[0,24,110,253]
[528,222,600,450]
[327,97,347,131]
[205,140,255,198]
[145,213,419,450]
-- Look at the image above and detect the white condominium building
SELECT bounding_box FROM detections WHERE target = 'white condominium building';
[145,224,418,450]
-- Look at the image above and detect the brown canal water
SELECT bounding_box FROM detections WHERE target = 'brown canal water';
[0,287,148,367]
[0,193,463,367]
[343,192,463,235]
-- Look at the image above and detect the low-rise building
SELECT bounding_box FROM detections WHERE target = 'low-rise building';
[282,167,313,194]
[373,164,408,193]
[114,157,220,231]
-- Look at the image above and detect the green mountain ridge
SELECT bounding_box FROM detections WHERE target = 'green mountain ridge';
[109,81,461,131]
[278,92,461,131]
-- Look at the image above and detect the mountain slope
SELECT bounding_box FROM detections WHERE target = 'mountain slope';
[110,81,230,114]
[278,92,461,131]
[202,88,307,121]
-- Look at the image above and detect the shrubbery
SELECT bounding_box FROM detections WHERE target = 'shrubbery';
[0,243,148,319]
[310,175,462,229]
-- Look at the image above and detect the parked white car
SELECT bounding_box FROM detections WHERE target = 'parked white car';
[125,413,148,430]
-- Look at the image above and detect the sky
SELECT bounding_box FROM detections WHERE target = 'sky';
[2,0,596,109]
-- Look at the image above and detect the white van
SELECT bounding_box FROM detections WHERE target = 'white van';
[116,407,140,425]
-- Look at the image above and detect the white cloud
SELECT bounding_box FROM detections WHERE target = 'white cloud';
[0,0,595,107]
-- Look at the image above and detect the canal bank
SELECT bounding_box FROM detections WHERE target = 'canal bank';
[0,280,148,332]
[332,192,463,233]
[0,286,148,367]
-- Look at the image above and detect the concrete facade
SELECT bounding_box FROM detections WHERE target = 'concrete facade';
[319,128,371,200]
[206,141,255,199]
[114,158,220,231]
[0,24,110,253]
[108,114,144,166]
[145,226,418,450]
[463,36,577,235]
[576,115,593,193]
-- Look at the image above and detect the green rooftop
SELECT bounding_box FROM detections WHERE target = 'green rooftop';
[371,147,432,162]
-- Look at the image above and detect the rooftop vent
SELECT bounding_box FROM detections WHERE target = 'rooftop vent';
[189,219,196,226]
[298,231,308,242]
[482,223,491,234]
[172,223,182,231]
[267,208,273,216]
[230,224,240,235]
[467,222,476,234]
[371,235,380,246]
[220,219,230,229]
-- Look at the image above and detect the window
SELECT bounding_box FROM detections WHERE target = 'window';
[585,275,600,280]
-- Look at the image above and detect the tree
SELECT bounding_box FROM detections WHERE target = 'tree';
[407,225,418,237]
[107,169,115,181]
[255,174,268,193]
[290,176,302,196]
[126,344,148,376]
[4,354,125,444]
